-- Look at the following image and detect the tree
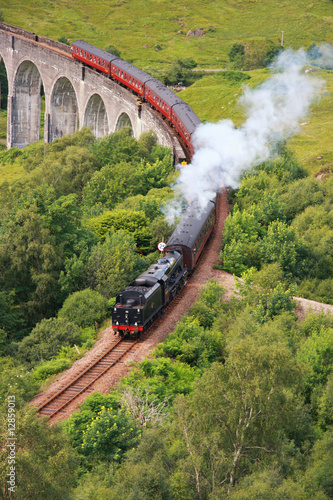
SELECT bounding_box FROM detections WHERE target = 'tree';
[86,229,147,298]
[105,44,121,57]
[58,288,109,328]
[173,338,304,496]
[228,43,245,69]
[259,220,304,277]
[0,405,77,500]
[18,317,81,365]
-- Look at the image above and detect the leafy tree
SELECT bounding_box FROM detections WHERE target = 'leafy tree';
[162,58,197,86]
[259,220,304,276]
[110,428,172,500]
[0,357,39,405]
[173,337,304,496]
[303,429,333,498]
[0,291,24,342]
[105,44,121,57]
[58,288,109,328]
[58,36,70,45]
[85,208,151,251]
[297,323,333,392]
[317,373,333,430]
[18,317,81,365]
[79,406,140,463]
[220,204,263,274]
[0,405,77,500]
[263,42,283,66]
[89,127,141,169]
[228,43,245,69]
[86,229,147,298]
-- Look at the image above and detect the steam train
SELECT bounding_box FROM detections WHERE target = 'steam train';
[71,40,201,157]
[112,197,216,337]
[71,40,216,336]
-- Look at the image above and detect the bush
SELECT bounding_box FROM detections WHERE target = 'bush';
[18,317,81,365]
[32,357,72,382]
[58,288,109,328]
[228,43,245,67]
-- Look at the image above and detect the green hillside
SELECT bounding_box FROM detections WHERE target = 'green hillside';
[1,0,332,178]
[1,0,333,69]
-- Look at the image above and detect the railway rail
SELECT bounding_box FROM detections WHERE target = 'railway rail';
[37,285,188,420]
[37,337,139,418]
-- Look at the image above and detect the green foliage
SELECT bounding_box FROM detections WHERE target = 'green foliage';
[228,43,245,69]
[280,177,325,221]
[31,357,72,382]
[18,317,81,366]
[220,204,263,274]
[0,405,77,499]
[253,283,296,324]
[57,36,70,45]
[0,357,39,404]
[58,288,109,328]
[82,154,173,213]
[104,44,121,57]
[303,429,333,498]
[259,220,304,276]
[120,357,199,403]
[161,58,197,86]
[172,337,304,497]
[65,392,140,467]
[86,209,151,250]
[317,373,333,430]
[86,229,147,298]
[297,322,333,390]
[110,428,172,500]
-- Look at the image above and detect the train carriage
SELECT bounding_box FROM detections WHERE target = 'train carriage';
[71,40,118,75]
[172,102,202,157]
[111,59,154,96]
[164,198,216,272]
[145,79,183,122]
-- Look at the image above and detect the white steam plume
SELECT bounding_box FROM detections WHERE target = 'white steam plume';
[165,47,329,223]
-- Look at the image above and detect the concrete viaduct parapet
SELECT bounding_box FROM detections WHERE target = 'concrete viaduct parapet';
[0,23,185,161]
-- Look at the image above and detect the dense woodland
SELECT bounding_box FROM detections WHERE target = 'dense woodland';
[0,0,333,496]
[0,128,332,499]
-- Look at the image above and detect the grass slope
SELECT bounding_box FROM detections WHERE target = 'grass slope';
[1,0,333,69]
[0,0,332,180]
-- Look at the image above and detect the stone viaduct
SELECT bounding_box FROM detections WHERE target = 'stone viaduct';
[0,23,185,160]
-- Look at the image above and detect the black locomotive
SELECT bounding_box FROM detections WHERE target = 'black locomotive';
[112,197,217,337]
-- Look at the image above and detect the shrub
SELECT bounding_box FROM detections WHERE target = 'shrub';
[18,317,81,365]
[58,288,109,328]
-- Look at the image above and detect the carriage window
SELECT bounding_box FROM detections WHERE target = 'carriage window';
[90,54,92,60]
[84,52,87,58]
[98,59,100,65]
[80,50,82,56]
[94,56,96,63]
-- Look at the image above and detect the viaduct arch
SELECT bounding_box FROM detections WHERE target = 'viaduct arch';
[0,23,185,160]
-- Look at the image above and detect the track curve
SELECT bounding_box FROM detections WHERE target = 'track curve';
[31,190,231,424]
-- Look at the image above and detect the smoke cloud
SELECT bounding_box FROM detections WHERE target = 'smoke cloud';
[165,47,330,223]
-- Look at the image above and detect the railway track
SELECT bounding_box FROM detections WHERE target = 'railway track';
[34,191,230,423]
[37,284,189,420]
[37,337,139,418]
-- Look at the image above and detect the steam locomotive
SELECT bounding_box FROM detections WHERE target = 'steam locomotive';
[112,198,216,337]
[71,40,201,157]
